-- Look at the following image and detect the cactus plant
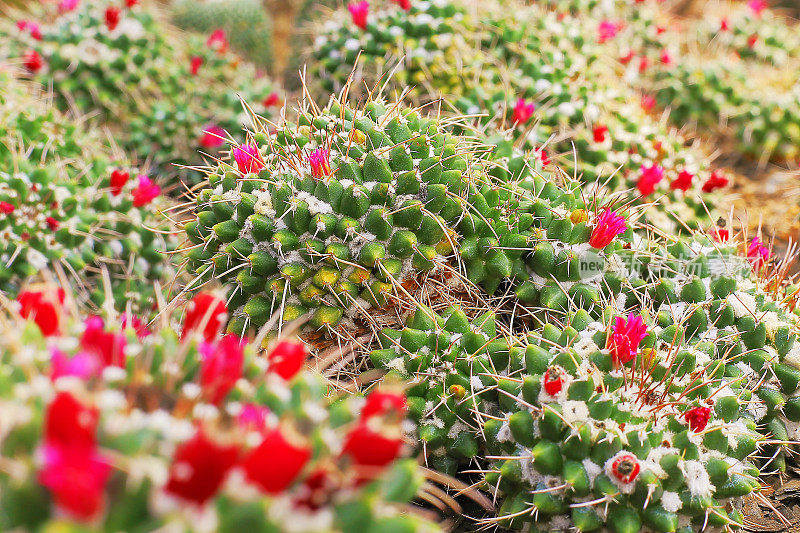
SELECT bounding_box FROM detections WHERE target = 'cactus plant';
[4,0,278,179]
[0,287,438,532]
[0,71,176,307]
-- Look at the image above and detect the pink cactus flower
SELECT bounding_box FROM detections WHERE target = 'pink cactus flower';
[0,201,15,214]
[51,348,100,381]
[199,124,227,149]
[747,237,770,270]
[637,163,664,196]
[58,0,80,13]
[670,170,694,191]
[589,208,627,249]
[660,49,673,66]
[308,148,332,179]
[641,94,656,111]
[200,334,245,405]
[598,20,622,43]
[534,147,550,166]
[638,56,650,73]
[720,18,730,31]
[17,20,42,40]
[392,0,411,11]
[747,0,768,17]
[348,1,370,29]
[607,313,648,366]
[131,175,160,207]
[512,98,535,125]
[238,404,270,431]
[702,170,728,192]
[121,313,152,338]
[206,29,228,54]
[233,143,264,174]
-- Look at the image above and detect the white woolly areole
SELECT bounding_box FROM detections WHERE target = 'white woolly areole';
[679,460,716,498]
[661,491,682,513]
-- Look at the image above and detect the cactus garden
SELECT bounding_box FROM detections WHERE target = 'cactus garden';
[2,0,800,530]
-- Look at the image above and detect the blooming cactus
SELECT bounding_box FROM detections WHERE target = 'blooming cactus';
[0,290,437,532]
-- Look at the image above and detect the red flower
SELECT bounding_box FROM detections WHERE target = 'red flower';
[46,216,59,231]
[131,175,160,206]
[702,170,728,192]
[361,391,407,420]
[182,292,228,341]
[641,94,656,111]
[24,49,43,72]
[165,430,239,505]
[542,366,565,395]
[51,348,100,381]
[670,169,694,191]
[0,201,14,214]
[637,163,664,196]
[242,429,311,494]
[341,423,403,469]
[268,340,307,380]
[747,33,758,49]
[660,49,672,66]
[263,91,281,108]
[80,316,127,368]
[17,288,65,336]
[199,334,244,405]
[720,18,729,31]
[109,169,129,196]
[620,50,635,64]
[610,453,640,484]
[607,313,648,366]
[200,124,226,149]
[17,20,42,40]
[233,143,265,175]
[593,124,609,143]
[534,147,550,166]
[638,56,649,73]
[104,7,121,31]
[512,98,535,125]
[206,29,228,54]
[391,0,411,11]
[125,0,139,6]
[45,392,99,450]
[589,208,626,249]
[348,1,370,29]
[121,313,151,338]
[747,0,767,17]
[684,406,712,432]
[190,55,203,76]
[39,444,110,520]
[308,149,331,179]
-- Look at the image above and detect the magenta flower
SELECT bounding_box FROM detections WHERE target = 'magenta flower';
[607,313,649,366]
[589,208,627,249]
[233,143,264,175]
[200,334,245,405]
[747,0,767,17]
[308,148,332,179]
[121,313,152,338]
[641,94,656,111]
[51,348,100,381]
[637,163,664,196]
[747,237,771,270]
[199,124,227,149]
[660,49,673,66]
[238,403,270,431]
[348,1,370,29]
[598,20,622,43]
[512,98,535,125]
[206,28,228,53]
[80,316,127,368]
[58,0,79,13]
[17,20,42,40]
[131,175,160,207]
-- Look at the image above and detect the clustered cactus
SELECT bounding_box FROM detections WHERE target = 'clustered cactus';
[309,0,730,231]
[0,71,175,307]
[0,288,435,532]
[4,0,279,178]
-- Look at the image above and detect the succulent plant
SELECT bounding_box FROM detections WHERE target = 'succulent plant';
[4,0,278,179]
[183,97,498,335]
[0,288,437,532]
[0,71,176,307]
[170,0,273,69]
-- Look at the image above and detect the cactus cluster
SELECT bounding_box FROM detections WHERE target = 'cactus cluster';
[4,0,279,178]
[0,71,176,307]
[0,288,436,532]
[309,0,730,230]
[170,0,273,69]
